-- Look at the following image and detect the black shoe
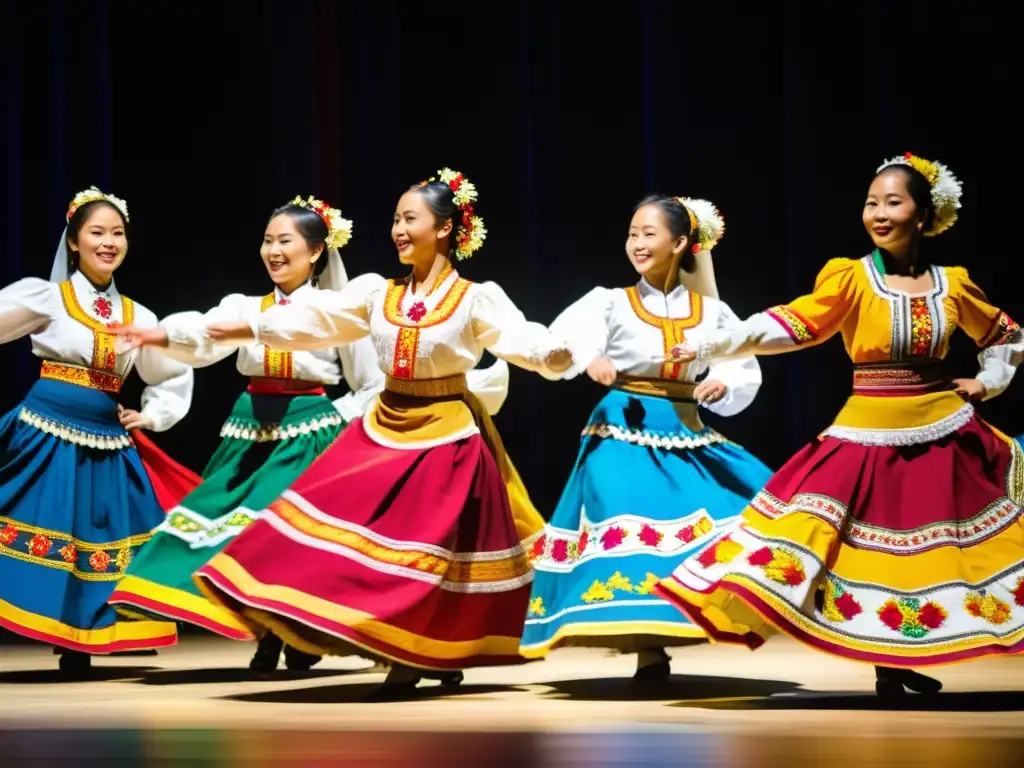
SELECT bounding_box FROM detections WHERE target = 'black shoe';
[283,645,321,671]
[634,648,671,683]
[58,650,92,677]
[874,666,942,695]
[249,633,284,675]
[422,670,464,688]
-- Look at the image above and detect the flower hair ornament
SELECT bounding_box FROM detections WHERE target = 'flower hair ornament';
[67,186,130,223]
[876,152,963,236]
[425,168,487,260]
[290,195,354,249]
[674,197,725,253]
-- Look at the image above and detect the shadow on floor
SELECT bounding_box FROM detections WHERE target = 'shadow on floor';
[668,689,1024,712]
[537,673,804,702]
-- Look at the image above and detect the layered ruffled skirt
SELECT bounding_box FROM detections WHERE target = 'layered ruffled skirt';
[0,378,176,652]
[656,382,1024,667]
[520,383,772,657]
[110,389,345,639]
[195,376,544,670]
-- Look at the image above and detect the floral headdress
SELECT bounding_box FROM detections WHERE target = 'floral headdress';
[674,197,725,253]
[66,186,129,223]
[425,168,486,260]
[876,152,962,236]
[290,195,353,249]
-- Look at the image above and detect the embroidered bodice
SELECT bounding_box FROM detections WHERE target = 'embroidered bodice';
[698,254,1024,400]
[549,279,762,417]
[0,271,193,431]
[247,266,567,382]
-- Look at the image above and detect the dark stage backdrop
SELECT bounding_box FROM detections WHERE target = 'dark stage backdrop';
[1,0,1018,514]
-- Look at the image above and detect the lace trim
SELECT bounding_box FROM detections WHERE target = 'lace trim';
[219,413,344,443]
[582,423,725,450]
[822,404,975,446]
[18,408,131,450]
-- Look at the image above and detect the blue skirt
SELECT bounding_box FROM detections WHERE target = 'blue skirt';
[521,388,772,656]
[0,378,177,652]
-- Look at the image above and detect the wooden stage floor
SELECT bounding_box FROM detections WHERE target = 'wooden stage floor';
[1,635,1023,766]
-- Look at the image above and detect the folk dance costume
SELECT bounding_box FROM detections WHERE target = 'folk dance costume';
[521,199,772,662]
[132,432,201,512]
[657,156,1024,669]
[0,189,192,655]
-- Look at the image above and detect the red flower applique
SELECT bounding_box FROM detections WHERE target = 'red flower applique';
[834,592,862,620]
[747,547,773,566]
[600,526,627,550]
[531,535,546,559]
[878,601,904,631]
[92,296,113,320]
[28,534,52,557]
[577,531,589,554]
[0,525,18,546]
[406,301,427,322]
[676,526,696,543]
[638,524,663,547]
[89,551,112,572]
[1013,576,1024,608]
[551,540,569,562]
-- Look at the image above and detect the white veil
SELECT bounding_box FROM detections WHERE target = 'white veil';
[49,228,71,283]
[678,249,719,299]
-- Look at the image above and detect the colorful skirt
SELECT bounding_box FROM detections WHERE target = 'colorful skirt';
[132,431,201,511]
[109,389,345,639]
[195,375,544,670]
[520,383,772,657]
[656,383,1024,668]
[0,378,176,652]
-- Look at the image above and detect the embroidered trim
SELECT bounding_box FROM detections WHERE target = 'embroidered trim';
[765,305,817,343]
[847,497,1022,555]
[624,286,703,379]
[822,403,974,446]
[860,256,950,360]
[0,515,150,582]
[750,491,848,530]
[982,311,1023,349]
[59,281,135,373]
[40,361,124,394]
[161,507,260,549]
[532,508,720,572]
[581,422,724,450]
[382,274,472,380]
[18,407,131,450]
[219,413,344,443]
[260,293,294,378]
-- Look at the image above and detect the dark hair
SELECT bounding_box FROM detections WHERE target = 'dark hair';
[874,164,936,233]
[268,204,329,283]
[634,195,697,272]
[64,200,129,276]
[409,180,459,256]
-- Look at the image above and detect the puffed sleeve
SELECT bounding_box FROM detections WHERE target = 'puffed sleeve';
[332,335,385,422]
[471,281,571,381]
[948,267,1024,400]
[546,287,613,380]
[701,299,763,417]
[132,306,194,432]
[254,273,383,351]
[158,293,249,367]
[693,258,859,361]
[465,358,510,415]
[0,278,57,344]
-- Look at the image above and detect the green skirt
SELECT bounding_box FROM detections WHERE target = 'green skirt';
[108,391,345,639]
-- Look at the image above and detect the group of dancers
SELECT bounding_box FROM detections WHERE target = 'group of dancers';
[1,154,1022,699]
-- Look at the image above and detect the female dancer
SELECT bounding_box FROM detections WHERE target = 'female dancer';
[520,196,772,680]
[0,187,192,673]
[107,196,377,673]
[657,153,1024,694]
[119,168,571,695]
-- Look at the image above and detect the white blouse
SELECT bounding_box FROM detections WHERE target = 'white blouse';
[0,270,193,432]
[160,283,384,422]
[245,268,567,381]
[549,279,762,417]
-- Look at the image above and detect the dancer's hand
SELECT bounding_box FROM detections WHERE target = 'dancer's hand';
[586,357,617,386]
[118,405,152,431]
[207,321,256,343]
[111,325,168,349]
[953,377,986,402]
[666,343,697,363]
[694,379,727,405]
[545,348,573,374]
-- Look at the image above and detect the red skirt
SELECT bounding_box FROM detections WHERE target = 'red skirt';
[195,419,533,670]
[656,414,1024,667]
[132,431,201,512]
